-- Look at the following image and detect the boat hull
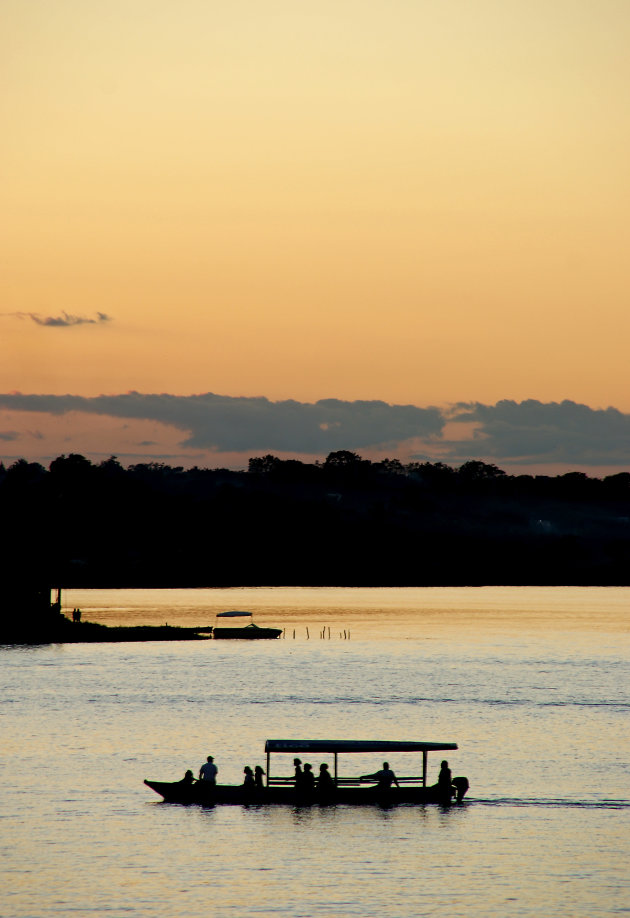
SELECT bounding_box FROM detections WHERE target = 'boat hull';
[144,779,468,806]
[212,627,282,639]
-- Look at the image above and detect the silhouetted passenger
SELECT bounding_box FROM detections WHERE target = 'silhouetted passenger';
[254,765,265,789]
[293,757,303,786]
[317,763,336,797]
[199,755,218,784]
[243,766,255,788]
[179,770,195,785]
[362,762,400,790]
[438,760,452,791]
[437,759,453,803]
[302,763,315,793]
[72,608,81,622]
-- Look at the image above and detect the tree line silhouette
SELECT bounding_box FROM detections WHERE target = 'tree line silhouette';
[2,451,630,589]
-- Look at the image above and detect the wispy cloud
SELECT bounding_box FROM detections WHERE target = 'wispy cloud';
[0,431,18,442]
[1,311,111,327]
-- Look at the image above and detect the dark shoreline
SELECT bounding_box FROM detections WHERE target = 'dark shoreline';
[4,454,630,591]
[1,619,213,646]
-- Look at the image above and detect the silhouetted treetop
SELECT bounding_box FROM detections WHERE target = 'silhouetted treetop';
[459,460,506,480]
[248,455,281,475]
[323,450,367,468]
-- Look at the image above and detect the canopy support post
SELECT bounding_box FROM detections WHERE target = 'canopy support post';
[422,751,427,787]
[334,752,338,786]
[266,749,270,788]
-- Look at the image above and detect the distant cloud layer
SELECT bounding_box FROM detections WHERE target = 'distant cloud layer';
[445,400,630,466]
[0,393,443,453]
[2,311,111,327]
[0,393,628,467]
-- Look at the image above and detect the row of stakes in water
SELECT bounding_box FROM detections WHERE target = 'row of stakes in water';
[282,627,350,639]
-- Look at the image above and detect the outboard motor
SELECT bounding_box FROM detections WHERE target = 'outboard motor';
[452,776,469,802]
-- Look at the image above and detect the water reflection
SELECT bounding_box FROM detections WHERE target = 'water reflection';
[1,587,629,918]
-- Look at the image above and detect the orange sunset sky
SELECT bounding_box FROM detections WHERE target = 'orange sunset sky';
[2,1,630,471]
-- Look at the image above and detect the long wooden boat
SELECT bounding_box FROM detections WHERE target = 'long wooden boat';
[144,739,469,806]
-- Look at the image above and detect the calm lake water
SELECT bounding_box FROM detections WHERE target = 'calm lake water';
[2,587,629,918]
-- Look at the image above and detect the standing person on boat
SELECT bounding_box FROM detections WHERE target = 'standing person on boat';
[254,765,265,789]
[199,755,218,784]
[293,757,303,786]
[362,762,400,790]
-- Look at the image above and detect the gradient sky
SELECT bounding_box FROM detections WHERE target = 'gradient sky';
[2,1,630,469]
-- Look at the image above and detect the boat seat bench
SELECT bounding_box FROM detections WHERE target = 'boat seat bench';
[268,776,425,786]
[340,776,425,785]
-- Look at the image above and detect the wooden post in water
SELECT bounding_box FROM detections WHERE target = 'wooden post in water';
[306,627,309,639]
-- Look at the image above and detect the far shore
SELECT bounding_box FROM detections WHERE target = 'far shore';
[1,617,213,646]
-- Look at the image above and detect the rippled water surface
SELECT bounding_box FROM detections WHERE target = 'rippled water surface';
[2,587,629,917]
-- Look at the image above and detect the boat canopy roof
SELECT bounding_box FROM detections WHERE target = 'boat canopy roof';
[265,739,457,754]
[216,610,253,618]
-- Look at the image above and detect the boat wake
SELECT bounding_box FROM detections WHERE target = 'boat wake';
[471,797,630,810]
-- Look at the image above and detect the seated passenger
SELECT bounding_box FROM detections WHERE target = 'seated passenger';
[301,763,315,793]
[361,761,400,790]
[179,770,195,785]
[243,766,255,788]
[438,760,453,792]
[317,763,336,795]
[254,765,265,789]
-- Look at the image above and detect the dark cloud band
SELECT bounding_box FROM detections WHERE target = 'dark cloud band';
[444,400,630,465]
[0,393,628,465]
[0,392,442,453]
